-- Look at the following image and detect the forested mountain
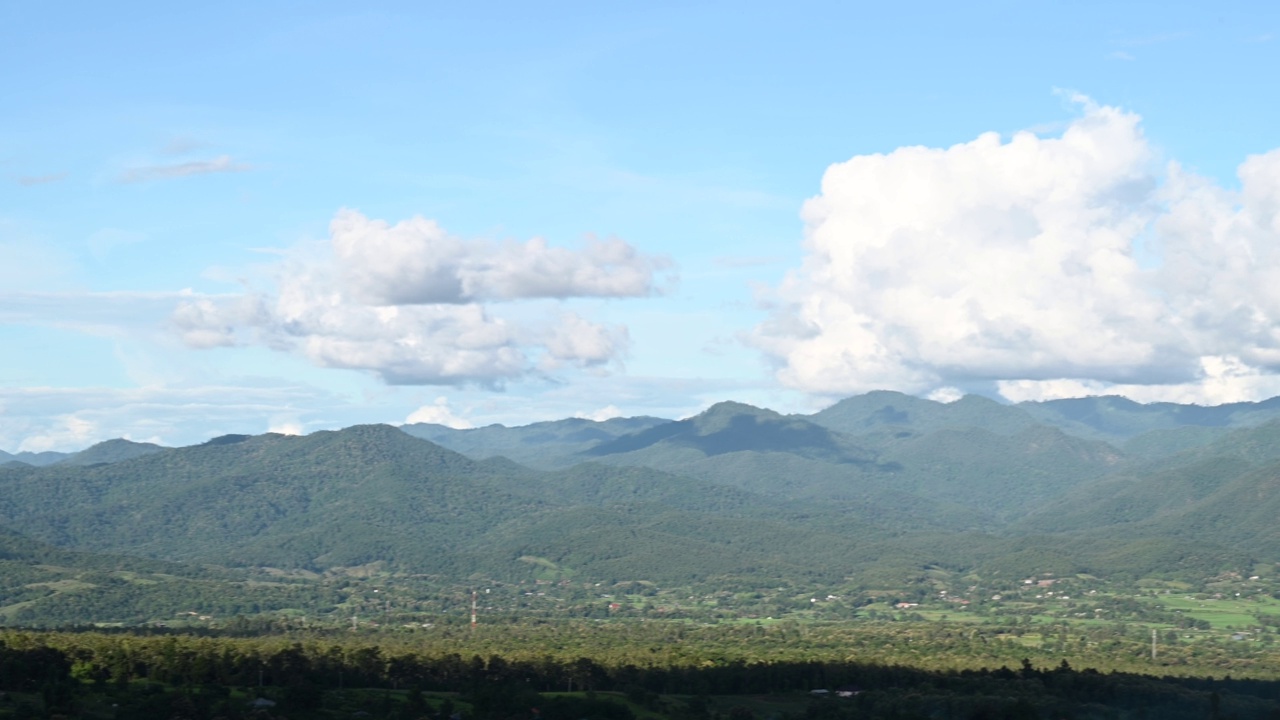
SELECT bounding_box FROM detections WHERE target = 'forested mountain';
[0,448,69,467]
[0,425,909,584]
[6,392,1280,604]
[808,391,1042,436]
[1022,394,1280,441]
[0,523,346,625]
[576,401,1122,521]
[0,425,549,573]
[54,438,166,466]
[402,415,668,468]
[1013,419,1280,558]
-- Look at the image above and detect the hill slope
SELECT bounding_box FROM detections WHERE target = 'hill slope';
[6,393,1280,590]
[0,425,546,572]
[55,438,167,466]
[402,415,668,468]
[0,426,910,584]
[583,401,1123,521]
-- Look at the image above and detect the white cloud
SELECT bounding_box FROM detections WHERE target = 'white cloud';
[0,383,344,453]
[119,155,251,183]
[997,356,1280,405]
[172,210,666,386]
[576,404,623,421]
[540,312,628,369]
[404,397,474,428]
[268,420,305,436]
[18,414,98,453]
[171,294,273,349]
[329,209,672,304]
[926,387,964,403]
[752,98,1280,404]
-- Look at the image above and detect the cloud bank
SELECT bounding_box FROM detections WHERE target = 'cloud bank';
[0,384,337,453]
[174,210,671,386]
[753,98,1280,404]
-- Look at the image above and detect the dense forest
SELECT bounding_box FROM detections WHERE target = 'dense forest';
[7,626,1280,719]
[7,392,1280,717]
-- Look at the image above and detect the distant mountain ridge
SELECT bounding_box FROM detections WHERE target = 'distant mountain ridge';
[56,438,166,466]
[1022,394,1280,440]
[809,391,1042,436]
[0,449,70,467]
[0,424,913,583]
[16,391,1280,462]
[0,439,165,468]
[8,392,1280,590]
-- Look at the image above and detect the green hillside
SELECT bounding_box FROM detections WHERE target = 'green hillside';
[0,448,68,466]
[0,525,342,626]
[583,401,1122,521]
[0,425,547,573]
[5,393,1280,622]
[55,438,167,466]
[809,391,1041,436]
[0,425,908,585]
[1021,394,1280,441]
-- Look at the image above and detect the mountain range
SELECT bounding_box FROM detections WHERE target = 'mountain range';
[4,391,1280,607]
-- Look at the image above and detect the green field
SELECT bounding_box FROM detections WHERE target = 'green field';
[1150,593,1280,630]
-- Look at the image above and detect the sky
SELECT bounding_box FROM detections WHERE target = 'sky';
[3,1,1280,452]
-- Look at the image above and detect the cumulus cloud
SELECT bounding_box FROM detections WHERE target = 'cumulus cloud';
[540,312,628,369]
[172,210,665,386]
[752,98,1280,404]
[329,209,671,304]
[119,155,251,183]
[404,397,474,428]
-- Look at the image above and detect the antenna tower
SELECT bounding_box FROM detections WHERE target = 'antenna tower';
[471,590,478,628]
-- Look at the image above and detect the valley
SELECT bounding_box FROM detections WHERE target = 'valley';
[6,392,1280,717]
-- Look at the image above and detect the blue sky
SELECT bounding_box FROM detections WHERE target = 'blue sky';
[3,1,1279,451]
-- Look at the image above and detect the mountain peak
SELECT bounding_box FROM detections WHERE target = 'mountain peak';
[696,400,775,418]
[701,400,766,412]
[57,438,166,467]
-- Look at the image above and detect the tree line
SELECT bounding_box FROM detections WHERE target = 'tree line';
[6,629,1280,719]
